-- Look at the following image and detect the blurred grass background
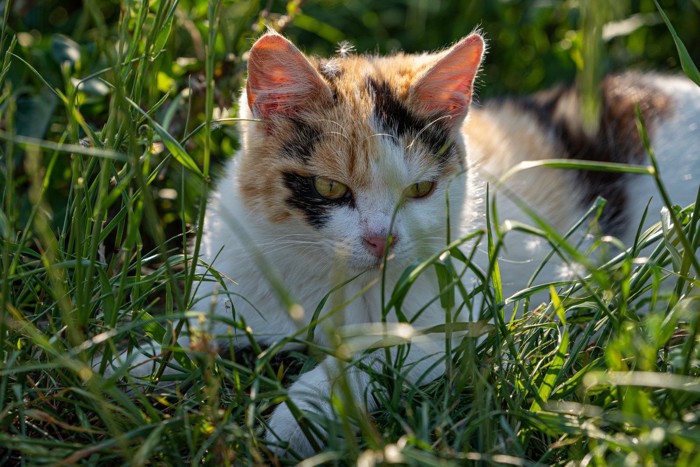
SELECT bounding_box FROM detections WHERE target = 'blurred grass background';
[11,1,699,94]
[4,1,699,231]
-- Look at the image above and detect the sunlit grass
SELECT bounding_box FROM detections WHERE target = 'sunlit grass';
[2,1,700,465]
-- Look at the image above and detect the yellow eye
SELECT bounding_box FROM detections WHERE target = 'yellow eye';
[313,177,350,200]
[404,180,436,199]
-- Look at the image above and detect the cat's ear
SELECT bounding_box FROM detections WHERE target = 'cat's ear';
[410,34,485,121]
[246,32,332,119]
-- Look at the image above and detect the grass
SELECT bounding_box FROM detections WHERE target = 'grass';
[2,1,700,465]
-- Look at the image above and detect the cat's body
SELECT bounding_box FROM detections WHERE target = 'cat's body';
[120,32,700,456]
[467,73,700,292]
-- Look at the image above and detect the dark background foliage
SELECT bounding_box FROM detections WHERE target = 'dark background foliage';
[6,0,700,132]
[290,0,700,96]
[4,0,699,250]
[0,0,697,260]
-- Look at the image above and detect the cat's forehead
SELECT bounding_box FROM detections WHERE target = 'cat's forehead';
[280,53,460,181]
[312,52,438,104]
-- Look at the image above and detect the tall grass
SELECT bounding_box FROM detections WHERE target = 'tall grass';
[2,1,700,465]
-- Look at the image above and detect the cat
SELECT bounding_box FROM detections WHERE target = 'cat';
[198,31,700,455]
[193,31,486,456]
[112,31,700,457]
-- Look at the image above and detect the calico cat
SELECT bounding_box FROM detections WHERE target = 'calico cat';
[125,31,700,456]
[196,31,486,456]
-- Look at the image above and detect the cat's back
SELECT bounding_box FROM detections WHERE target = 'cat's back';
[466,73,700,238]
[645,74,700,207]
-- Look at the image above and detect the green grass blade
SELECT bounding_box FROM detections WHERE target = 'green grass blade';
[655,0,700,86]
[530,287,569,412]
[124,96,203,178]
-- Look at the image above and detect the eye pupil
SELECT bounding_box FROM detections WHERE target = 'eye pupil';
[405,180,435,199]
[313,176,349,200]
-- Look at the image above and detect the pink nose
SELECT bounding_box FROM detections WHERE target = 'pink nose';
[363,233,397,258]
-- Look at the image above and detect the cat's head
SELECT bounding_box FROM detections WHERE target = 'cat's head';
[236,32,484,271]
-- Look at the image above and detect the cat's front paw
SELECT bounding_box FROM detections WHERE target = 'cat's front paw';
[264,401,323,458]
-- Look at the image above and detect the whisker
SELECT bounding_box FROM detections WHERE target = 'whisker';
[407,115,451,150]
[366,132,399,144]
[326,131,352,145]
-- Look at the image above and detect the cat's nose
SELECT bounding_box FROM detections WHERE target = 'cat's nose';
[363,233,398,258]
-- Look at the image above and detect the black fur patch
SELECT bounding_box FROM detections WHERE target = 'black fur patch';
[282,172,352,228]
[507,74,670,233]
[280,119,322,162]
[368,78,455,163]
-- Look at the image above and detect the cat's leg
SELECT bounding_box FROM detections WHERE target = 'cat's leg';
[92,331,192,386]
[264,336,446,457]
[264,357,377,456]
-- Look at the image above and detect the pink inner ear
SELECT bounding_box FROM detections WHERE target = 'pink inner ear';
[246,33,331,119]
[411,34,485,120]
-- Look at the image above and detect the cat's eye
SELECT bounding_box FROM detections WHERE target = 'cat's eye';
[313,176,350,200]
[404,181,436,199]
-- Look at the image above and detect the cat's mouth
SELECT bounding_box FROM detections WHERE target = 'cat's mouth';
[369,252,396,268]
[345,252,398,272]
[327,239,402,272]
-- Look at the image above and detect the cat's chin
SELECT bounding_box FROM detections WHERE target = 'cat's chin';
[343,253,403,274]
